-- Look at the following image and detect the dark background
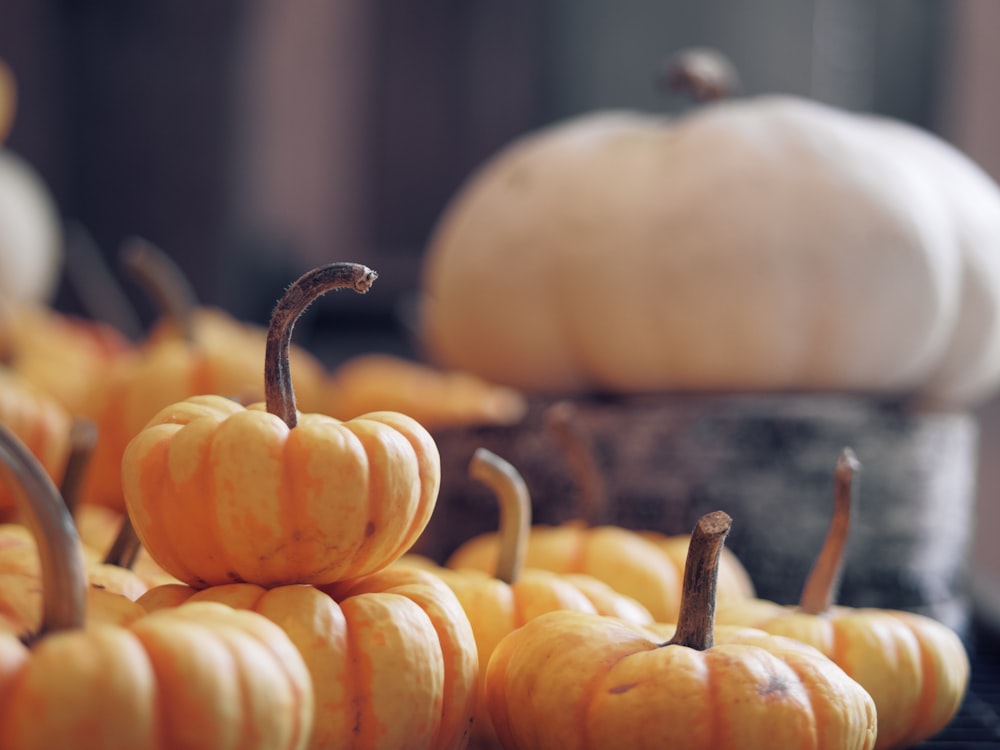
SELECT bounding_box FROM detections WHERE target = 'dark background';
[0,1,949,336]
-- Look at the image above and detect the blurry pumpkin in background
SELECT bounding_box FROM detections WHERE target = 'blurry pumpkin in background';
[419,93,1000,408]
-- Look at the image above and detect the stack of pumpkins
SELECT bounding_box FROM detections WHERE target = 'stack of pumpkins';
[0,252,971,748]
[0,261,483,749]
[0,53,983,749]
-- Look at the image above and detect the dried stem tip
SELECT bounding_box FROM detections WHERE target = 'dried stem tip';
[265,262,378,429]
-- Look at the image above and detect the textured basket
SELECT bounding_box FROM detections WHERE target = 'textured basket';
[416,393,979,634]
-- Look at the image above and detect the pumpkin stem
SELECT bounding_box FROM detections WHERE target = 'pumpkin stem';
[103,514,143,570]
[665,510,732,651]
[0,424,87,641]
[544,400,610,525]
[468,448,530,585]
[59,417,98,518]
[265,262,378,429]
[660,47,740,102]
[799,447,860,615]
[119,236,199,342]
[63,223,144,340]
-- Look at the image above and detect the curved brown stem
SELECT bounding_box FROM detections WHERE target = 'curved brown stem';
[119,236,199,342]
[665,510,732,651]
[63,223,144,341]
[103,513,142,570]
[468,448,530,585]
[0,423,87,640]
[59,417,99,518]
[265,262,378,428]
[543,400,609,525]
[661,47,740,102]
[799,448,860,615]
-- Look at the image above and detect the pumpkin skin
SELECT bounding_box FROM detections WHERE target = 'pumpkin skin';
[325,353,527,429]
[713,447,969,749]
[0,303,132,416]
[0,413,314,750]
[485,610,877,750]
[0,150,63,307]
[139,564,478,750]
[79,322,326,511]
[0,369,71,517]
[714,599,967,749]
[447,521,753,622]
[0,59,13,143]
[419,95,1000,406]
[0,601,315,750]
[122,394,440,587]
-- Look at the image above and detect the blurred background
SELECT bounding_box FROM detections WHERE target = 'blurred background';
[1,0,999,617]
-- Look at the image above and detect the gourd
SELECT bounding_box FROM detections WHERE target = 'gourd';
[0,58,14,143]
[409,447,653,749]
[0,417,315,750]
[122,262,440,587]
[325,352,527,429]
[715,448,969,749]
[138,565,479,750]
[419,74,1000,407]
[446,404,754,620]
[0,302,132,416]
[79,240,327,510]
[0,369,71,519]
[0,421,160,637]
[484,510,878,749]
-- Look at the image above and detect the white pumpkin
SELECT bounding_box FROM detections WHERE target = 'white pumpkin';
[418,95,1000,408]
[0,149,63,306]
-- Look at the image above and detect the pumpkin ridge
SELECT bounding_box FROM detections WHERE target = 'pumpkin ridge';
[130,431,195,586]
[580,638,648,750]
[236,614,313,750]
[339,595,381,748]
[765,647,822,750]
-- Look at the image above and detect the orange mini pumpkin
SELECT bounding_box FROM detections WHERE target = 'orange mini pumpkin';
[715,449,969,749]
[416,448,653,749]
[324,352,527,429]
[484,511,878,750]
[139,563,478,750]
[122,262,440,587]
[0,419,314,750]
[78,241,327,511]
[0,369,70,519]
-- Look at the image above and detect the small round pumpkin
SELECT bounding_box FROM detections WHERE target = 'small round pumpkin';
[325,352,527,429]
[78,241,327,511]
[0,369,71,519]
[419,85,1000,407]
[122,262,441,587]
[446,402,755,620]
[138,563,478,750]
[715,448,969,749]
[484,511,878,749]
[0,418,314,750]
[413,448,653,749]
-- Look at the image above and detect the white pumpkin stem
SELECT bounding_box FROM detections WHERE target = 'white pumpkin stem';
[265,262,378,429]
[0,423,87,641]
[665,510,732,651]
[661,47,740,102]
[468,448,530,585]
[544,400,610,525]
[799,448,860,615]
[59,417,98,518]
